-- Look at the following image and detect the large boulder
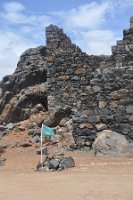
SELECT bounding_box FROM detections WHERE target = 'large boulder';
[92,130,133,156]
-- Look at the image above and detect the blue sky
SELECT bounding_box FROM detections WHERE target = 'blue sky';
[0,0,133,80]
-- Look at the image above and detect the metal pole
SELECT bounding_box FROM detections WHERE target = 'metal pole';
[41,124,43,167]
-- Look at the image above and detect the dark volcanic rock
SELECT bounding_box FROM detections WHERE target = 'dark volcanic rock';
[59,157,75,169]
[0,46,48,123]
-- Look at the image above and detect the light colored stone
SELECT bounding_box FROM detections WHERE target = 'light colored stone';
[126,105,133,114]
[109,101,119,109]
[74,67,86,75]
[80,123,93,129]
[99,100,107,109]
[128,115,133,122]
[86,86,92,92]
[92,130,131,156]
[57,75,69,81]
[63,92,69,98]
[92,86,101,93]
[95,123,108,130]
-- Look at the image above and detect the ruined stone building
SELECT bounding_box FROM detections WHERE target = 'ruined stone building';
[0,17,133,148]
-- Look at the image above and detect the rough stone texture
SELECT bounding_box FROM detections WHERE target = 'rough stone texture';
[46,22,133,149]
[1,18,133,153]
[0,46,48,123]
[0,157,6,166]
[36,145,75,171]
[92,130,132,156]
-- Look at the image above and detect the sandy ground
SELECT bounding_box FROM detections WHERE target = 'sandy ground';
[0,147,133,200]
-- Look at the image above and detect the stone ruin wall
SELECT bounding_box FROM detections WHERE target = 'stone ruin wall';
[0,16,133,150]
[46,17,133,149]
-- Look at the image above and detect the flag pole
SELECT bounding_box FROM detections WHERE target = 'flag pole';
[41,124,43,167]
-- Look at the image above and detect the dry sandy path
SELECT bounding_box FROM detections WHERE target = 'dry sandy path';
[0,148,133,200]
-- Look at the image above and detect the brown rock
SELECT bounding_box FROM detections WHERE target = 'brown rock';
[95,123,108,130]
[74,67,86,75]
[57,76,69,81]
[80,123,93,129]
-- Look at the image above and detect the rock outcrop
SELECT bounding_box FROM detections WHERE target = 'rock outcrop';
[0,17,133,154]
[0,46,48,123]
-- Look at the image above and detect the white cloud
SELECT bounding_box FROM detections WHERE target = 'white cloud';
[1,2,52,26]
[0,31,38,80]
[3,1,25,13]
[112,0,133,9]
[74,30,120,55]
[0,1,54,80]
[54,1,110,30]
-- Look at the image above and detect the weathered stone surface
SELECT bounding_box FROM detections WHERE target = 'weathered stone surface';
[59,157,75,169]
[48,159,59,170]
[79,123,93,129]
[92,130,132,156]
[36,144,75,171]
[95,123,108,131]
[17,140,32,148]
[0,157,6,166]
[98,101,107,109]
[6,123,14,130]
[0,125,7,131]
[31,135,40,144]
[43,107,72,127]
[126,105,133,113]
[0,46,48,123]
[0,141,8,149]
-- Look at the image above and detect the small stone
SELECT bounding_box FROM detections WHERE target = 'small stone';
[74,67,86,75]
[71,76,80,81]
[59,157,75,169]
[6,123,14,130]
[31,135,40,144]
[10,141,18,148]
[99,101,107,109]
[86,86,92,92]
[0,157,6,166]
[128,115,133,122]
[80,123,93,129]
[0,131,7,137]
[28,129,40,136]
[17,140,32,147]
[48,159,59,170]
[126,105,133,114]
[57,76,69,81]
[92,86,101,93]
[95,123,108,130]
[0,141,8,149]
[0,125,7,131]
[109,101,118,109]
[63,93,69,98]
[18,126,25,131]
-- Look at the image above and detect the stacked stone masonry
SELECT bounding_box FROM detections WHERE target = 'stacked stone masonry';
[46,18,133,148]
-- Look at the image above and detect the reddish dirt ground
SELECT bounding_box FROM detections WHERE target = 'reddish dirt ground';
[0,147,133,200]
